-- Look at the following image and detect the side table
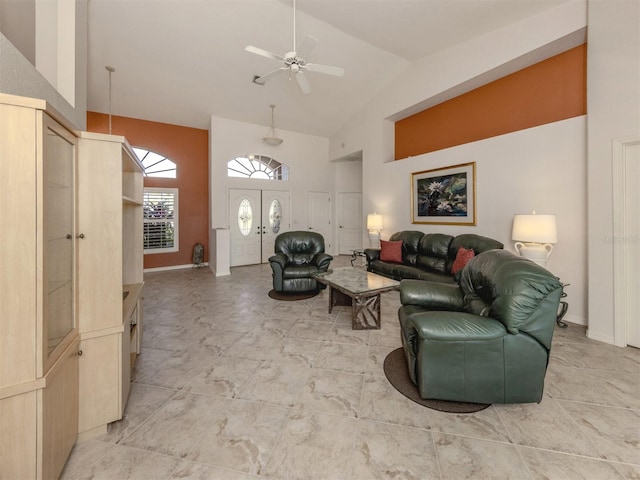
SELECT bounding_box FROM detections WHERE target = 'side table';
[350,249,367,267]
[557,282,569,328]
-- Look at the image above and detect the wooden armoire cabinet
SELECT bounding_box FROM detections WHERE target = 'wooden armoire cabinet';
[0,94,144,478]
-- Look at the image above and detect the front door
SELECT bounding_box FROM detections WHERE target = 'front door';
[261,190,290,261]
[229,189,290,266]
[230,189,261,267]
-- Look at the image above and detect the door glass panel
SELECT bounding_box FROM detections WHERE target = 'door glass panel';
[44,126,75,356]
[269,199,282,234]
[237,198,253,236]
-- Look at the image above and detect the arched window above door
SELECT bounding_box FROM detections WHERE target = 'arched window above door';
[227,154,289,180]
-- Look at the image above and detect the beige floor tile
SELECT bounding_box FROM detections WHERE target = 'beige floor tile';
[101,383,176,444]
[315,342,370,374]
[295,368,364,417]
[61,440,180,480]
[352,421,440,480]
[169,460,272,479]
[236,362,310,407]
[261,412,358,480]
[545,362,640,409]
[120,392,225,458]
[559,400,640,464]
[183,356,262,398]
[518,446,626,480]
[494,395,599,457]
[433,433,532,480]
[186,398,289,474]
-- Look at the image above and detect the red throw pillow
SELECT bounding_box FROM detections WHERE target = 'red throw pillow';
[452,246,475,274]
[380,240,403,263]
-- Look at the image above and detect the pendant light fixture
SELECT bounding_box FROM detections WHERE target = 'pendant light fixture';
[263,104,283,146]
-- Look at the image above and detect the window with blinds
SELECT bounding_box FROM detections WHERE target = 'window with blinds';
[143,187,179,254]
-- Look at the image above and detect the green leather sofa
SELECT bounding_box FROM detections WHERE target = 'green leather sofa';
[365,231,503,283]
[398,249,563,404]
[269,231,333,293]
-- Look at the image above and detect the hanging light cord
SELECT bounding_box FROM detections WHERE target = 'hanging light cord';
[105,66,115,134]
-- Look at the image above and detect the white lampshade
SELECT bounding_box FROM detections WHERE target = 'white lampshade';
[512,213,557,244]
[367,213,383,231]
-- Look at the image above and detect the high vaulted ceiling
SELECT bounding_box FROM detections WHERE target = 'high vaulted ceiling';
[87,0,571,137]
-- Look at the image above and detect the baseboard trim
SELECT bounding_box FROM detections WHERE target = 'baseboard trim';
[144,263,209,273]
[586,330,615,346]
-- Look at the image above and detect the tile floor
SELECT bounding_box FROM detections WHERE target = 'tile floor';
[61,256,640,480]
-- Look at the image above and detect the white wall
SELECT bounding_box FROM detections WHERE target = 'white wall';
[209,115,334,246]
[330,1,589,325]
[0,0,87,129]
[334,159,362,193]
[586,0,640,343]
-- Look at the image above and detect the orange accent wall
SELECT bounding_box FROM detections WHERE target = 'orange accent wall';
[86,112,209,269]
[395,44,587,159]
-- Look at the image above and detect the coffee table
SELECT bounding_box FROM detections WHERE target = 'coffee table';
[313,267,400,330]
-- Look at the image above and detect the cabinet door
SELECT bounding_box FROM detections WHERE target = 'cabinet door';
[0,391,38,479]
[39,336,79,479]
[42,115,78,375]
[78,334,121,432]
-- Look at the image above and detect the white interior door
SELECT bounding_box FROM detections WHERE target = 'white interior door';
[229,189,261,266]
[337,192,362,254]
[262,190,290,262]
[613,137,640,347]
[308,192,331,251]
[624,143,639,347]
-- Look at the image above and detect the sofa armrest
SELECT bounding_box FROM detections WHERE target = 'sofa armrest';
[364,248,380,263]
[313,253,333,271]
[406,311,507,341]
[269,253,287,270]
[400,279,464,311]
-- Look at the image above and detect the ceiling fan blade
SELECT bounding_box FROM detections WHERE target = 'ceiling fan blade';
[245,45,284,62]
[305,63,344,77]
[297,35,318,60]
[295,71,311,94]
[254,67,288,84]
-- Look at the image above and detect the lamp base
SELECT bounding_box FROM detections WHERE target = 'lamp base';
[514,242,554,267]
[368,231,380,249]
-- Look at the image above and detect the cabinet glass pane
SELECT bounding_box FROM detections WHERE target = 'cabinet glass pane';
[44,127,75,356]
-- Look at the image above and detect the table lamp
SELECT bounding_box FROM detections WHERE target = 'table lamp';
[512,211,557,267]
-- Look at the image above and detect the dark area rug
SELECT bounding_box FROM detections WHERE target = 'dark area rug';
[384,348,490,414]
[268,289,319,301]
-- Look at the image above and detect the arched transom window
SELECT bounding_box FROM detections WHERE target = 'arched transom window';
[227,154,289,180]
[133,147,177,178]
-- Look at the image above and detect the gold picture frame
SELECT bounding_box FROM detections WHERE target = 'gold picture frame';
[411,162,476,225]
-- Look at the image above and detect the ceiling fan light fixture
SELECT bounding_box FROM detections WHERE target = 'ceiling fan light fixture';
[262,104,283,146]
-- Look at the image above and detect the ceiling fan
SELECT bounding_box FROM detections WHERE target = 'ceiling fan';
[245,0,344,94]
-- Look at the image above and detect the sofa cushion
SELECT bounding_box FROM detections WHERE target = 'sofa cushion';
[415,233,452,273]
[389,230,423,265]
[451,246,475,274]
[380,240,403,263]
[446,234,504,272]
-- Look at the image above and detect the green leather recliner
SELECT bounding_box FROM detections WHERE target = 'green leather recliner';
[398,249,563,404]
[269,231,333,293]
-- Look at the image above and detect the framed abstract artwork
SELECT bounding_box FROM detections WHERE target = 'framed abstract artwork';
[411,162,476,225]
